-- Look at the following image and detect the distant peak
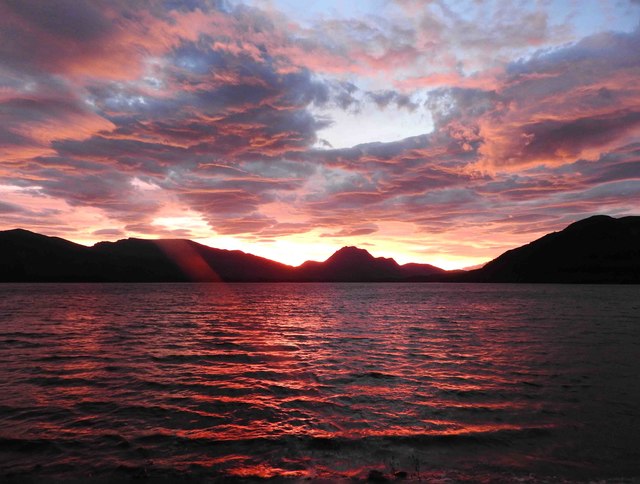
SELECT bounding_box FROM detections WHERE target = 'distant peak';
[336,246,371,255]
[2,228,36,234]
[577,214,614,223]
[327,246,374,263]
[565,215,615,231]
[0,228,48,238]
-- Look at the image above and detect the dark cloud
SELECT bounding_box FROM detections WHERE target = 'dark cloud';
[123,223,194,238]
[0,0,638,261]
[367,90,417,110]
[0,0,161,78]
[0,201,25,214]
[92,228,126,238]
[474,27,640,168]
[320,224,379,238]
[512,111,640,166]
[3,0,111,41]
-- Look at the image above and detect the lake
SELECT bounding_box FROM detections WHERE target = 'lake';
[1,283,639,482]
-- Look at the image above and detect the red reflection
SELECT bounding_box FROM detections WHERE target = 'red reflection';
[1,283,602,481]
[155,239,222,282]
[227,463,309,479]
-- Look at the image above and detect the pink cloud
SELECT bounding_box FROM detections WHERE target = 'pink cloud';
[0,1,638,268]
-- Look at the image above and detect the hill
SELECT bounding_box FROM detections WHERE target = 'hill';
[1,215,638,282]
[461,215,640,283]
[0,231,443,282]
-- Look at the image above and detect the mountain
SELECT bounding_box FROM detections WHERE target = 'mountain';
[460,215,640,283]
[0,230,442,282]
[295,246,444,281]
[0,229,106,282]
[400,262,451,278]
[1,215,638,282]
[0,230,295,282]
[93,238,294,282]
[295,246,438,281]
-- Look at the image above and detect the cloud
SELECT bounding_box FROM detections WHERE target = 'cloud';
[473,28,640,169]
[320,224,379,238]
[92,228,126,238]
[0,200,25,214]
[0,90,115,162]
[0,0,638,267]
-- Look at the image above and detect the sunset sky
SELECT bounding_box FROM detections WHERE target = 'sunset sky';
[1,0,639,269]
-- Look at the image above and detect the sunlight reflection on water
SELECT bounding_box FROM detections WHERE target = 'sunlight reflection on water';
[1,283,639,482]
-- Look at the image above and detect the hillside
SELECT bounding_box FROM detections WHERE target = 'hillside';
[462,215,640,283]
[1,215,638,283]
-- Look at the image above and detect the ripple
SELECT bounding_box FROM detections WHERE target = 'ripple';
[1,282,639,482]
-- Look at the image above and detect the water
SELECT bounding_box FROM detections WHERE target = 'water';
[1,283,639,482]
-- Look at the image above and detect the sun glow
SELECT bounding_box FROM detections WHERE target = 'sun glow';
[195,230,487,270]
[0,185,498,270]
[151,216,210,232]
[2,0,636,274]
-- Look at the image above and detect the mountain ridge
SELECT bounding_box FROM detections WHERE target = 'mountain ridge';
[454,215,640,283]
[1,215,639,283]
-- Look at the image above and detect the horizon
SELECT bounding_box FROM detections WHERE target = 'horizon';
[4,212,636,272]
[2,224,471,269]
[1,1,640,269]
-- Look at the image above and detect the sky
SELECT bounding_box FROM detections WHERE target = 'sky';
[1,0,639,269]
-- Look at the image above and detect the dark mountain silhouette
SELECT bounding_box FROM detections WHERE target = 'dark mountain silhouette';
[0,230,444,282]
[0,215,638,282]
[401,262,451,278]
[0,230,294,282]
[296,246,444,281]
[93,238,294,282]
[0,229,106,282]
[457,215,640,283]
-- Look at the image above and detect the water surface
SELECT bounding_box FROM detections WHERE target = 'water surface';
[1,283,639,482]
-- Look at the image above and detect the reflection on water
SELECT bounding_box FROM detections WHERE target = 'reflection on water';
[0,283,639,482]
